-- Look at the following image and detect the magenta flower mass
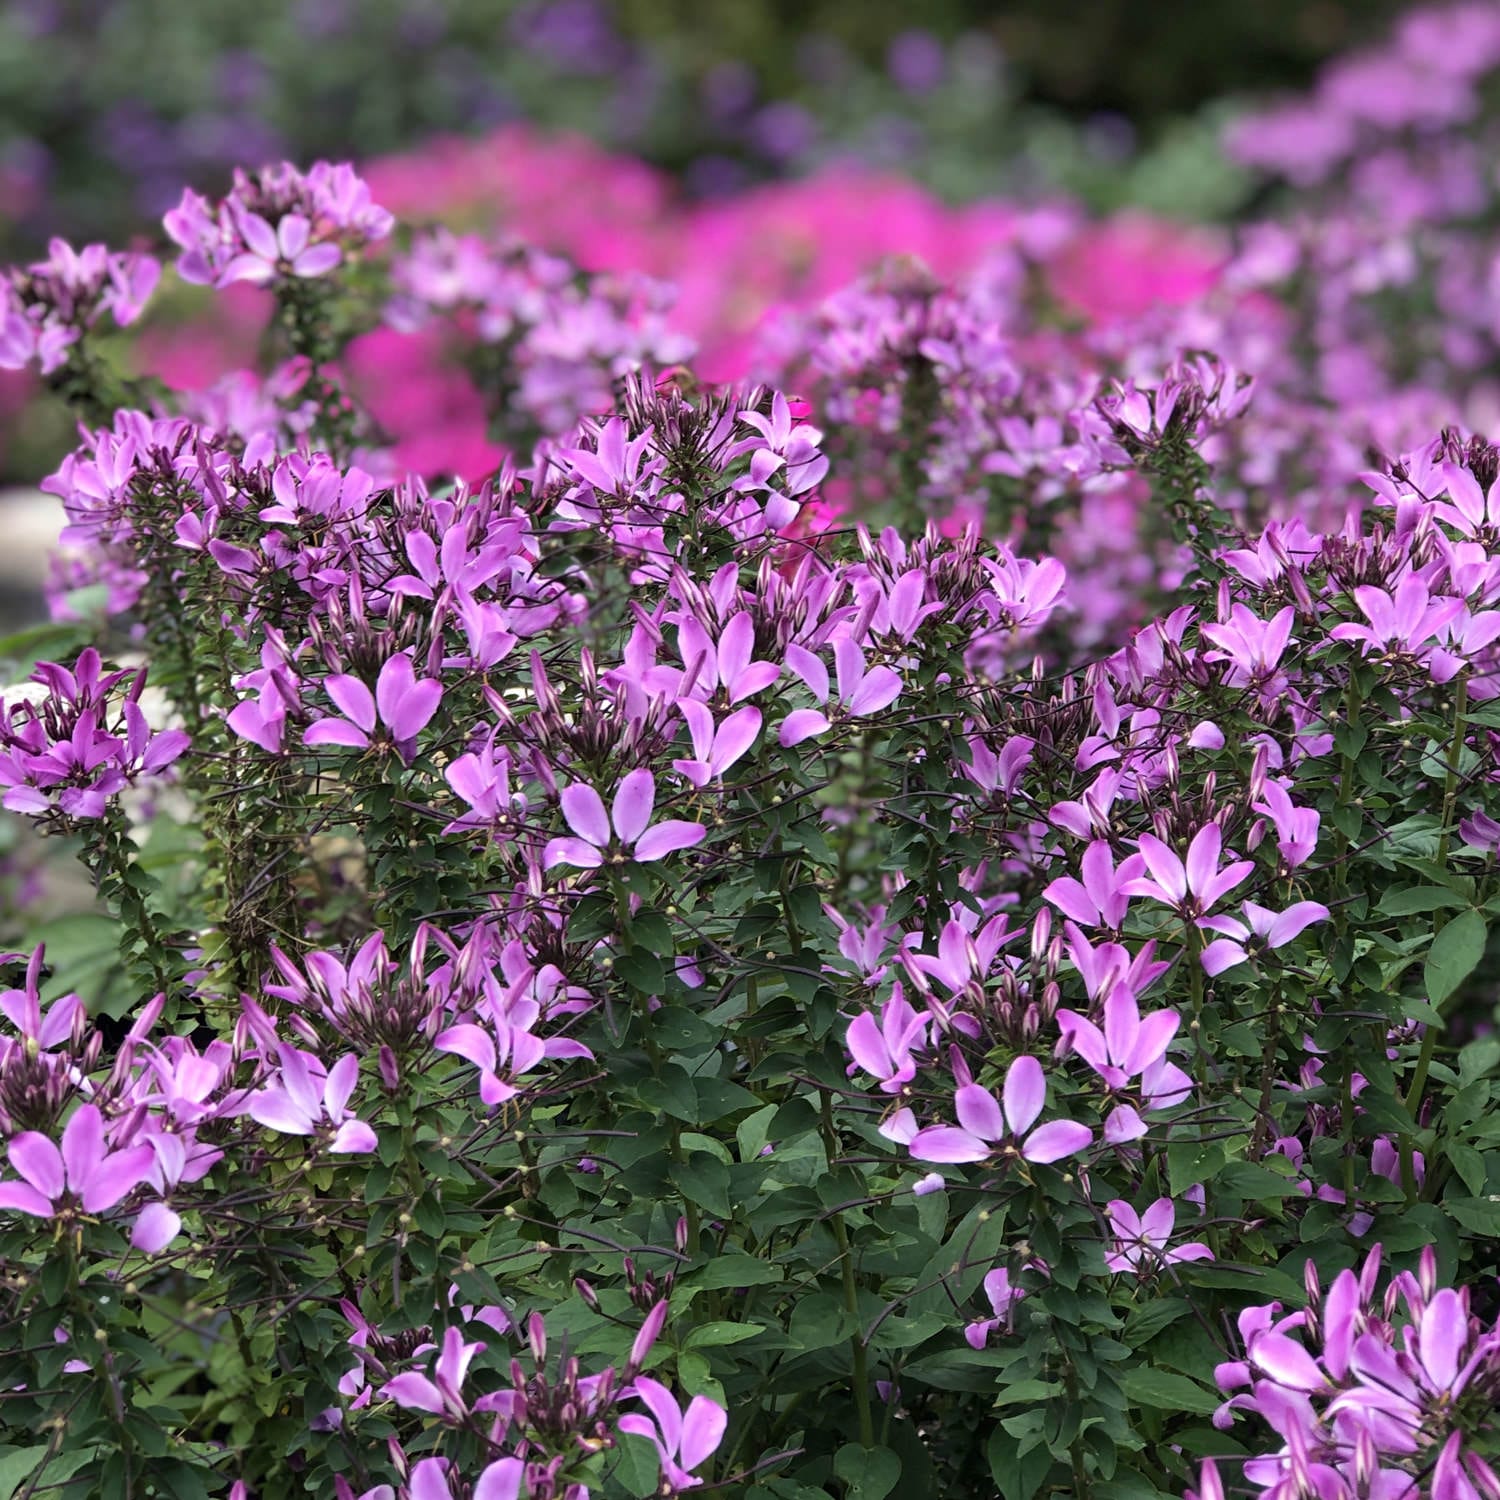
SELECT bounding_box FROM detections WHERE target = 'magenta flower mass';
[0,6,1498,1497]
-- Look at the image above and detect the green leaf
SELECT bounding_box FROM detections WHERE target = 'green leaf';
[616,948,666,994]
[1425,909,1487,1006]
[650,1006,717,1052]
[0,1448,51,1500]
[1378,886,1468,917]
[684,1321,766,1350]
[1443,1196,1500,1236]
[987,1429,1052,1500]
[683,1252,783,1291]
[1120,1367,1220,1413]
[1445,1142,1489,1197]
[1124,1298,1193,1344]
[672,1155,732,1219]
[1459,1037,1500,1085]
[833,1444,901,1500]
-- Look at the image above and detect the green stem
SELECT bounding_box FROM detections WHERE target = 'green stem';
[819,1093,873,1449]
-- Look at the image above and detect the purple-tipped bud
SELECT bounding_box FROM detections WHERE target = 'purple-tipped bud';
[628,1299,668,1372]
[527,1311,547,1364]
[574,1278,599,1312]
[378,1045,399,1091]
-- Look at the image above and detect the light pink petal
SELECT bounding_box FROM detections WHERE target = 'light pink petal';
[1139,1199,1176,1243]
[543,836,605,871]
[325,674,377,733]
[779,708,830,746]
[10,1131,64,1201]
[718,614,755,689]
[1419,1290,1466,1393]
[785,643,829,701]
[131,1201,182,1252]
[634,820,706,863]
[249,1088,315,1136]
[848,665,902,717]
[434,1023,498,1071]
[324,1053,360,1119]
[560,782,610,847]
[612,769,656,845]
[1135,834,1187,903]
[1266,902,1330,948]
[679,1395,728,1472]
[1125,1008,1180,1073]
[0,1181,55,1216]
[1103,1104,1146,1144]
[909,1126,990,1164]
[1184,824,1223,898]
[1251,1332,1327,1391]
[712,705,762,773]
[728,662,780,703]
[292,243,342,279]
[1021,1120,1092,1164]
[954,1084,1006,1144]
[629,1376,682,1455]
[381,1373,447,1415]
[303,720,371,749]
[845,1013,892,1079]
[60,1104,106,1192]
[330,1120,378,1154]
[80,1144,154,1213]
[1200,939,1248,976]
[473,1460,524,1500]
[1002,1055,1046,1137]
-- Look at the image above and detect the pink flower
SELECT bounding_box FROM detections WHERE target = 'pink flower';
[908,1055,1092,1166]
[673,701,762,788]
[543,770,706,870]
[1044,841,1146,930]
[618,1377,728,1491]
[844,987,931,1094]
[247,1047,378,1154]
[221,209,343,287]
[303,654,443,759]
[1198,900,1330,976]
[0,1104,154,1217]
[1122,824,1254,921]
[1103,1198,1214,1274]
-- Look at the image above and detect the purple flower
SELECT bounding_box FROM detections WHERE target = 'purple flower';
[844,987,931,1094]
[618,1376,728,1491]
[543,770,706,870]
[303,654,442,760]
[0,1104,154,1217]
[673,701,762,788]
[1103,1198,1214,1274]
[380,1325,490,1423]
[1198,900,1330,976]
[247,1047,377,1154]
[908,1055,1092,1166]
[1122,824,1255,922]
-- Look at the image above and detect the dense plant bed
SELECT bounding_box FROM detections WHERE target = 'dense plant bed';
[0,78,1498,1500]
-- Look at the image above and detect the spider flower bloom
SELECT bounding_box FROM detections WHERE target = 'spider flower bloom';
[0,1104,154,1217]
[1103,1198,1213,1274]
[1198,900,1330,976]
[908,1055,1092,1166]
[543,769,705,869]
[247,1047,378,1154]
[303,654,442,760]
[618,1377,728,1491]
[1121,823,1254,922]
